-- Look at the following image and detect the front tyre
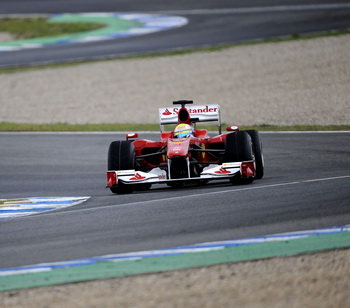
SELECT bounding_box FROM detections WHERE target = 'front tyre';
[224,131,253,162]
[224,132,254,184]
[245,130,264,179]
[108,141,135,194]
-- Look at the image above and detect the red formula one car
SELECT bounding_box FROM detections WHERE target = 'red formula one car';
[107,100,264,194]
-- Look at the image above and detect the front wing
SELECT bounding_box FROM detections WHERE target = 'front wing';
[107,161,255,187]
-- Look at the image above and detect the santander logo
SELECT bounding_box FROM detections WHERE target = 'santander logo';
[162,106,218,116]
[162,109,172,115]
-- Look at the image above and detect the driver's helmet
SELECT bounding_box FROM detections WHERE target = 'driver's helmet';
[174,123,194,138]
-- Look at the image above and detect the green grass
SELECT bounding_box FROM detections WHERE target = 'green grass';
[0,17,104,40]
[0,122,348,132]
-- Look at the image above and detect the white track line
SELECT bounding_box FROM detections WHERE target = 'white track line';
[34,175,350,217]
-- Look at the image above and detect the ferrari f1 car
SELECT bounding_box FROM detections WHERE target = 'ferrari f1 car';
[107,100,264,194]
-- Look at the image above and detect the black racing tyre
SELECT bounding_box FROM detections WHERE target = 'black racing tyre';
[224,132,254,184]
[245,130,264,179]
[224,132,253,162]
[108,141,135,194]
[108,141,135,171]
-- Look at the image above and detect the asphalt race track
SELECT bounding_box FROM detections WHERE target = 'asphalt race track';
[1,1,350,271]
[0,132,349,269]
[1,0,350,67]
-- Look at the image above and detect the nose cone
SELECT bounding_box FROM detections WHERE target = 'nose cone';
[167,138,191,158]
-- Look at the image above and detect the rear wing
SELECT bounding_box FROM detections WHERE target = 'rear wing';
[159,104,221,133]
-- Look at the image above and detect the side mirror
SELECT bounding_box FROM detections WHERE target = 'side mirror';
[226,126,240,132]
[126,133,139,140]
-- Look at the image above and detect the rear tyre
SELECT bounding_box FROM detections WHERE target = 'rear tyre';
[108,141,135,194]
[245,130,264,179]
[224,132,254,184]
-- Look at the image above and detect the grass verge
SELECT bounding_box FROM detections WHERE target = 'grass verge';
[0,122,349,132]
[0,17,104,39]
